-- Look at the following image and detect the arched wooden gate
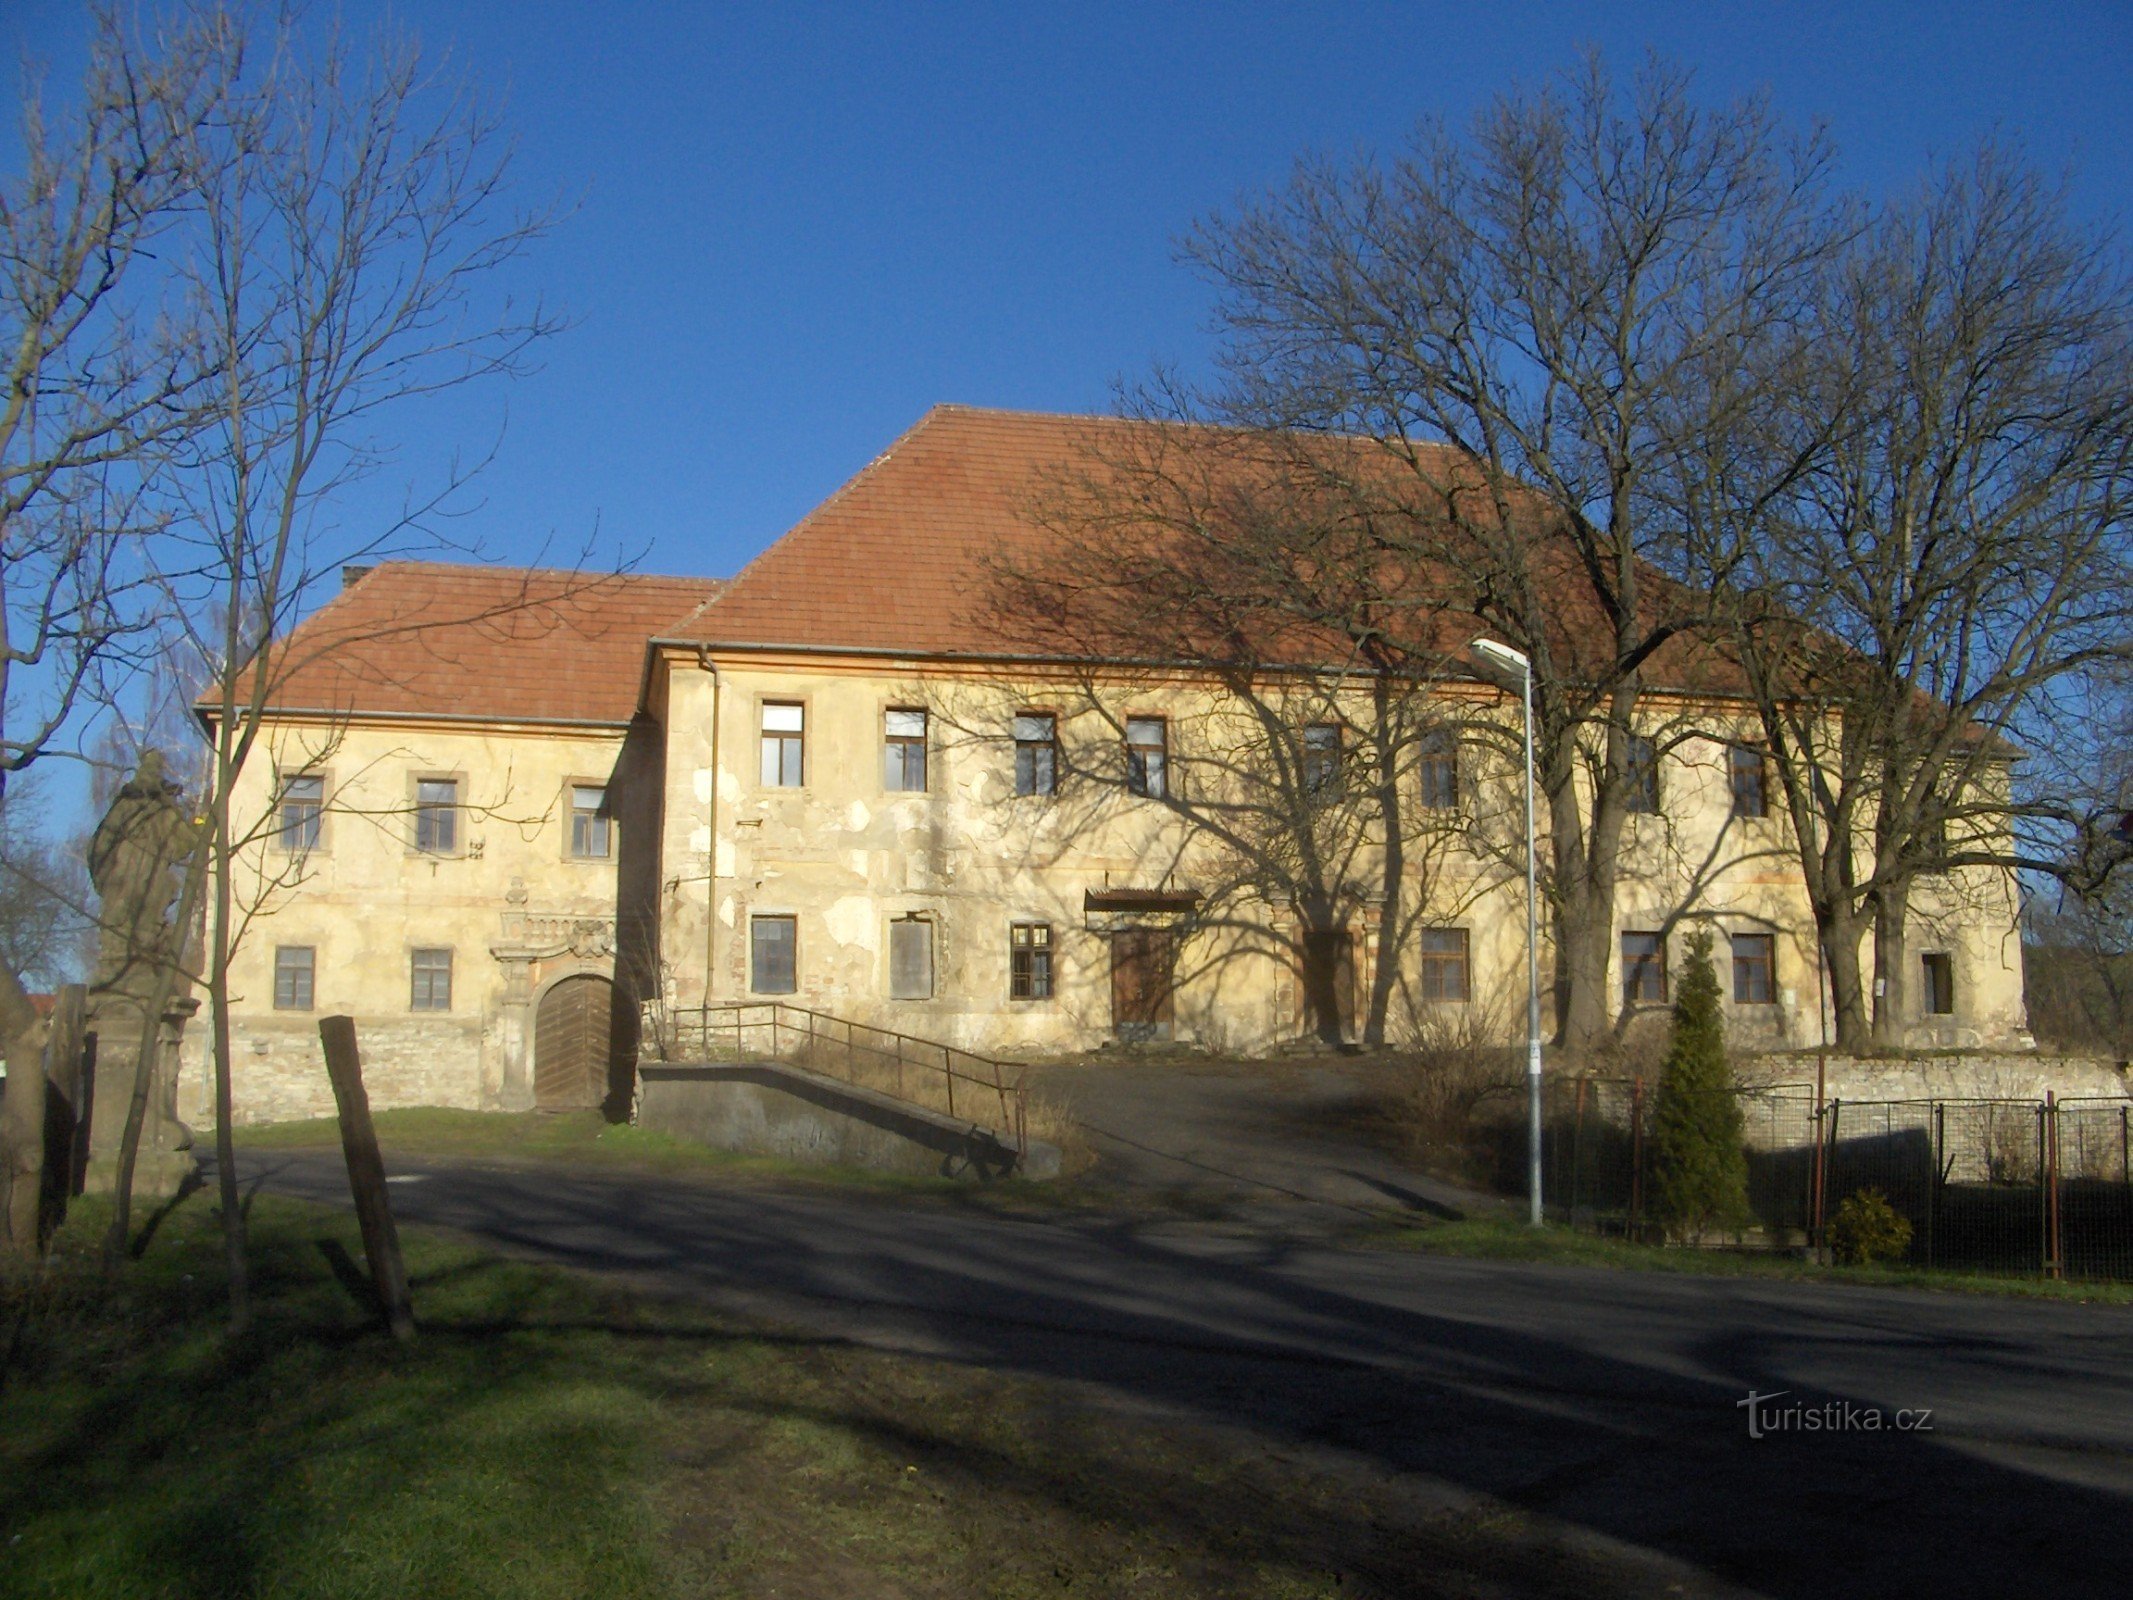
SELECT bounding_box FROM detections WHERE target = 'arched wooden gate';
[533,974,615,1112]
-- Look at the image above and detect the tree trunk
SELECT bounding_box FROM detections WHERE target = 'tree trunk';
[1869,884,1912,1051]
[1819,903,1873,1054]
[1363,681,1404,1048]
[208,799,251,1333]
[1546,760,1614,1059]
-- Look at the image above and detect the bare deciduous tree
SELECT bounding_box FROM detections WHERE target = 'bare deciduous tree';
[108,9,564,1321]
[1701,150,2133,1051]
[0,7,236,1258]
[1156,54,1850,1053]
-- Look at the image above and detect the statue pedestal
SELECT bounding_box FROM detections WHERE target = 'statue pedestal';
[82,994,198,1200]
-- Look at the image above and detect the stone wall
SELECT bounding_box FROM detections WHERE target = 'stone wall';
[1738,1050,2132,1105]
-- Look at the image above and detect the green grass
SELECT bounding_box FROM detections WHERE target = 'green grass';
[3,1190,1658,1599]
[235,1107,972,1190]
[1374,1215,2133,1302]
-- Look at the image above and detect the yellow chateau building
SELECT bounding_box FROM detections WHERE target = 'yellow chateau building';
[182,407,2031,1128]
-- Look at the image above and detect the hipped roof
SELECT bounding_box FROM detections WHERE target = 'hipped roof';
[215,563,722,727]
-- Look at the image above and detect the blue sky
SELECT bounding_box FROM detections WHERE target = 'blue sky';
[9,1,2133,600]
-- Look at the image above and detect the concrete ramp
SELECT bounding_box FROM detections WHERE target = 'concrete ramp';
[638,1058,1060,1179]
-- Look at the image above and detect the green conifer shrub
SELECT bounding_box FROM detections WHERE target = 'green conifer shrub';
[1648,930,1752,1241]
[1827,1187,1914,1265]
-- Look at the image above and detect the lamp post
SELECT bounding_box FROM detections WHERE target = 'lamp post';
[1471,637,1543,1227]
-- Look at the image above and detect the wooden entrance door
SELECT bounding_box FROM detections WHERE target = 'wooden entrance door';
[534,974,614,1111]
[1300,927,1356,1041]
[1110,928,1176,1042]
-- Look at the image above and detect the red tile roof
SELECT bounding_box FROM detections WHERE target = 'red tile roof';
[672,405,1748,694]
[224,564,722,726]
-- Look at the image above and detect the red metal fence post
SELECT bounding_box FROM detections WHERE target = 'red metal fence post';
[1629,1075,1646,1240]
[2046,1091,2064,1281]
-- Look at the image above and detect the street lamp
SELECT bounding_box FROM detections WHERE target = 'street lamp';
[1471,637,1544,1227]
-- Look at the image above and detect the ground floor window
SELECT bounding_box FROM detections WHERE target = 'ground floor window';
[274,946,314,1011]
[1621,931,1667,1005]
[751,915,797,994]
[889,916,934,1000]
[1921,951,1955,1016]
[410,947,453,1011]
[1420,928,1470,1003]
[1010,922,1053,999]
[1732,932,1776,1004]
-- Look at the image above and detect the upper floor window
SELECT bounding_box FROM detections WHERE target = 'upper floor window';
[274,945,315,1011]
[1921,952,1955,1016]
[1304,724,1342,798]
[1418,729,1460,811]
[278,773,324,852]
[889,916,934,1000]
[570,784,612,859]
[1126,717,1168,799]
[760,702,805,787]
[1014,713,1057,796]
[751,914,797,994]
[1729,745,1769,819]
[1621,931,1667,1005]
[1010,922,1054,1000]
[414,778,459,854]
[410,947,453,1011]
[1731,932,1775,1004]
[1420,928,1471,1003]
[1624,736,1660,815]
[884,708,928,792]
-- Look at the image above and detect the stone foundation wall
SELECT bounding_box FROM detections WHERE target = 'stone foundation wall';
[1738,1051,2132,1104]
[177,1014,488,1129]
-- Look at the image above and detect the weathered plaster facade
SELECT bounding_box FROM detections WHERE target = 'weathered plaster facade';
[196,408,2036,1126]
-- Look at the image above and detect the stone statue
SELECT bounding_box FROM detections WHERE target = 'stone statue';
[87,750,196,1003]
[82,749,199,1197]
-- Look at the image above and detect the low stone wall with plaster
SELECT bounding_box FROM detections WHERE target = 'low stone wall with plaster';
[637,1060,1059,1179]
[1738,1051,2131,1104]
[177,1015,488,1129]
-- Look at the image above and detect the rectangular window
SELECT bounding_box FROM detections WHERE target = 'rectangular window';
[278,774,324,852]
[410,947,453,1011]
[1922,952,1955,1016]
[1013,713,1057,796]
[1729,745,1769,819]
[1418,729,1460,811]
[1010,922,1054,1000]
[273,946,315,1011]
[1732,932,1776,1005]
[883,708,928,792]
[1621,931,1667,1005]
[569,784,611,859]
[414,778,459,854]
[889,917,934,1000]
[750,915,797,994]
[759,702,805,787]
[1304,723,1342,798]
[1420,928,1471,1004]
[1126,717,1168,799]
[1624,736,1660,815]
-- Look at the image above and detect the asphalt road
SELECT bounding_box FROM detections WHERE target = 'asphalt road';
[236,1148,2133,1600]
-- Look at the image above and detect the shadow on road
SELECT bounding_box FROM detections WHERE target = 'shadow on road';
[236,1149,2133,1599]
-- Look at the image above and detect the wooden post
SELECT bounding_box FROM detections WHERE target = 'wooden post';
[67,1032,96,1198]
[37,987,89,1230]
[318,1016,415,1340]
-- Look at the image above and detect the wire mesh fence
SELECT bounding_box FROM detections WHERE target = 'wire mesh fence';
[1543,1072,2133,1282]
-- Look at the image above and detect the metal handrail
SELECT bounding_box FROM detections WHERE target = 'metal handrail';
[673,1001,1028,1155]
